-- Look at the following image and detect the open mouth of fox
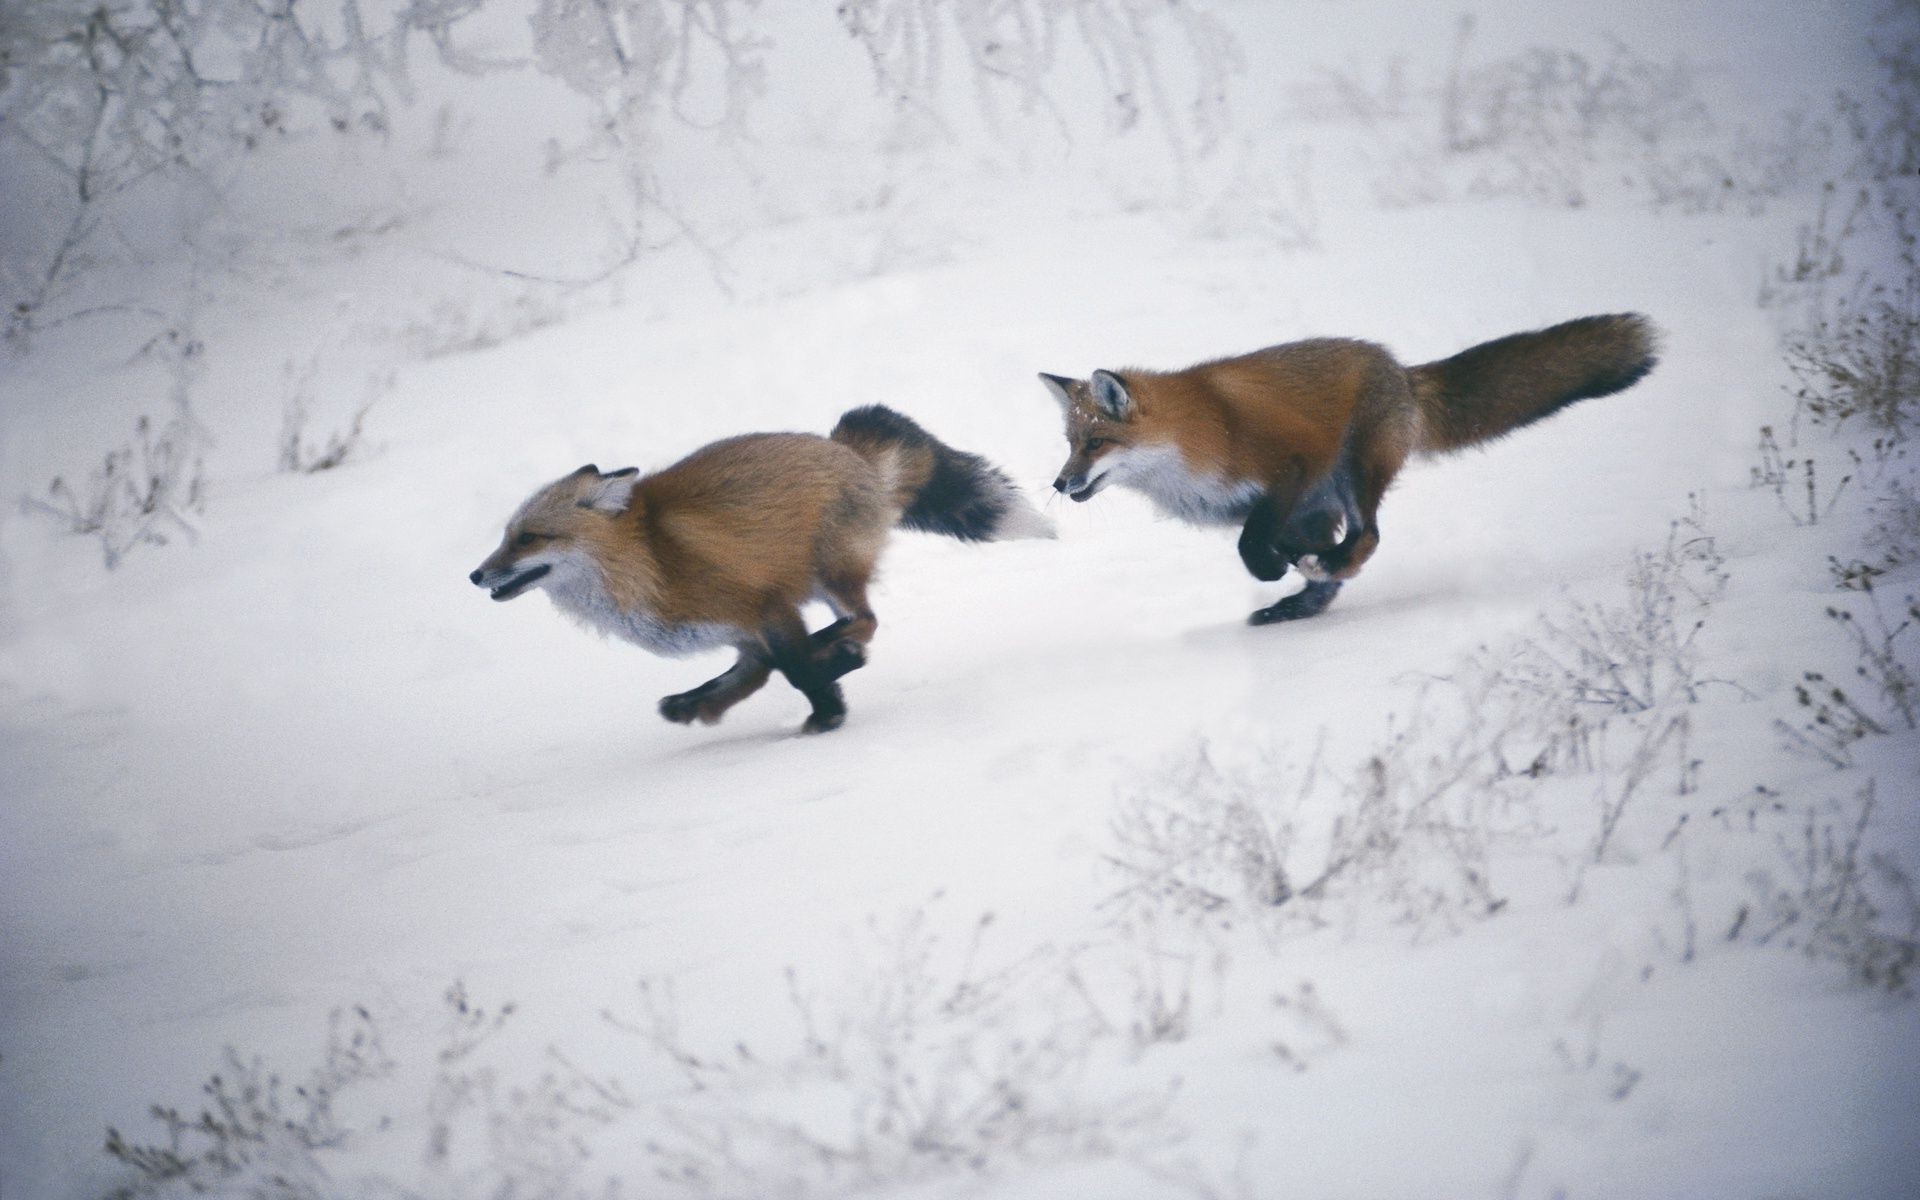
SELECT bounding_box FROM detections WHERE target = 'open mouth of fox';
[489,564,550,601]
[1068,473,1108,502]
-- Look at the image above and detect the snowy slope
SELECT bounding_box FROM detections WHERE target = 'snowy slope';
[2,1,1917,1198]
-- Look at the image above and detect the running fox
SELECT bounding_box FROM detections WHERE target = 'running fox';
[1039,313,1658,624]
[469,406,1053,734]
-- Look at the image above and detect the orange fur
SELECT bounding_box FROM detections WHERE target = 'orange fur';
[1042,314,1658,623]
[472,410,1050,732]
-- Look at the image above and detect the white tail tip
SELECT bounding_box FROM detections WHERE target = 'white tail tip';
[994,500,1057,541]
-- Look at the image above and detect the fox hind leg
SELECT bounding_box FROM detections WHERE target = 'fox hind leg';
[764,609,850,733]
[659,652,773,726]
[1312,411,1409,582]
[810,569,879,682]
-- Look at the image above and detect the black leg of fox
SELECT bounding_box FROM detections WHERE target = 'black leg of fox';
[660,653,772,725]
[764,613,849,733]
[1250,579,1343,624]
[1240,461,1352,623]
[1237,460,1315,582]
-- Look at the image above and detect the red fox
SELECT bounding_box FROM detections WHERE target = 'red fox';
[469,406,1052,733]
[1039,313,1659,624]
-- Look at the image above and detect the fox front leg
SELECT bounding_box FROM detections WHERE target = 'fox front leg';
[1239,466,1348,624]
[1248,502,1348,623]
[1238,493,1293,582]
[659,653,772,726]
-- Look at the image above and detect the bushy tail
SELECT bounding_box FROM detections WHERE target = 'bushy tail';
[1409,313,1659,454]
[831,405,1055,542]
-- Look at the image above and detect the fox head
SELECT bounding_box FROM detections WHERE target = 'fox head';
[1039,370,1148,502]
[469,464,639,602]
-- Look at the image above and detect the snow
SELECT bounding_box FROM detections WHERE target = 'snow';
[2,1,1917,1197]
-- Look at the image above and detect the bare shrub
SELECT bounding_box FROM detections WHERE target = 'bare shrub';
[1107,510,1727,937]
[1837,1,1920,183]
[1784,203,1920,445]
[1493,505,1728,718]
[837,0,1240,178]
[1854,473,1920,581]
[1433,16,1710,208]
[22,327,209,566]
[1734,782,1920,994]
[278,362,387,474]
[1748,425,1855,526]
[1757,185,1872,310]
[102,1008,393,1199]
[1826,590,1920,730]
[0,0,495,339]
[1778,587,1920,766]
[1107,745,1305,919]
[1284,59,1410,127]
[621,904,1170,1196]
[1191,143,1320,250]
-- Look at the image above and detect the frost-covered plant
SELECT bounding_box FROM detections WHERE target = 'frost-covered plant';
[1837,0,1920,183]
[103,1007,393,1199]
[277,362,386,474]
[23,326,209,566]
[621,905,1168,1196]
[0,0,495,338]
[1749,422,1862,528]
[1758,185,1872,311]
[1107,510,1727,937]
[1493,505,1728,720]
[837,0,1239,177]
[1736,782,1920,994]
[1778,587,1919,766]
[1784,207,1920,445]
[1433,16,1709,208]
[1107,745,1304,918]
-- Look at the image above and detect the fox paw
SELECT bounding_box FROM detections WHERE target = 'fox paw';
[659,692,721,726]
[1249,579,1343,625]
[802,708,847,734]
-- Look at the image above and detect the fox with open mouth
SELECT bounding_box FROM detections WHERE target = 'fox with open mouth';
[470,406,1052,734]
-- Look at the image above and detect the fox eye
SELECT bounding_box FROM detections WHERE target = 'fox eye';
[1085,437,1106,452]
[515,532,538,547]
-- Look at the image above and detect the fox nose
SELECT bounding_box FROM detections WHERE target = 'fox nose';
[468,568,484,585]
[1052,476,1071,494]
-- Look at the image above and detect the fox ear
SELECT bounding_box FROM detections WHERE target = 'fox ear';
[1090,370,1132,420]
[573,463,601,476]
[580,466,639,514]
[1037,373,1077,410]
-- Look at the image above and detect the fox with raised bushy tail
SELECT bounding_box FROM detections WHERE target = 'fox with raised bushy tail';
[1039,313,1659,624]
[470,406,1052,734]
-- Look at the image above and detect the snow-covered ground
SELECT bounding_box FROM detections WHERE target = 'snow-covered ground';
[2,1,1916,1197]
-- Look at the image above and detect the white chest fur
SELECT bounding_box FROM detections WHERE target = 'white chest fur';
[543,558,735,658]
[1108,443,1262,527]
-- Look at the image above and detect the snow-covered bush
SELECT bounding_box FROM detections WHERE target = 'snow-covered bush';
[0,0,492,341]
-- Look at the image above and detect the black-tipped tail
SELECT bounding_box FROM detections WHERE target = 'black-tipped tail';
[1410,313,1659,454]
[831,405,1055,542]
